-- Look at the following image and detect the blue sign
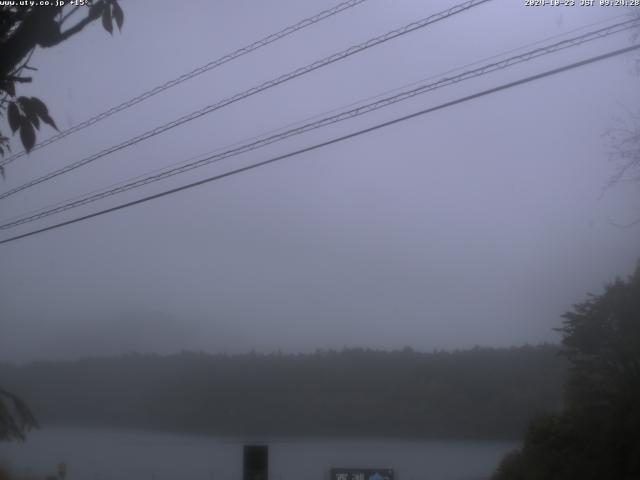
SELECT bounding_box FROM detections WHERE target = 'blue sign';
[330,468,394,480]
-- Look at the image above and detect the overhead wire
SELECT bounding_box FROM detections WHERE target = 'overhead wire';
[0,0,492,200]
[1,43,639,246]
[1,17,637,230]
[2,12,632,225]
[0,0,372,167]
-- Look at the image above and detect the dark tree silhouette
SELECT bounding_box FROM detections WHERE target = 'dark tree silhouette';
[0,1,124,170]
[0,388,38,441]
[0,0,124,441]
[605,109,640,192]
[0,345,566,439]
[602,14,640,227]
[493,263,640,480]
[604,108,640,228]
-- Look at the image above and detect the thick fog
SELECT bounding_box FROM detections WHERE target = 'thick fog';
[1,0,639,363]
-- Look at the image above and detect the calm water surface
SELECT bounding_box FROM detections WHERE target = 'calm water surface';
[0,427,518,480]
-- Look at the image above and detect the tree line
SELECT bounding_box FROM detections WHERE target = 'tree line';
[0,344,565,440]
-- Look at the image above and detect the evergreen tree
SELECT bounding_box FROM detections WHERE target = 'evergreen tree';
[493,263,640,480]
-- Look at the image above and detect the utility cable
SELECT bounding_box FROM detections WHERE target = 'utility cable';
[0,0,492,200]
[1,43,638,246]
[0,0,372,167]
[1,18,636,230]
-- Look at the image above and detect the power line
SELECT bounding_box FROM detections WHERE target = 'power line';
[0,0,372,167]
[0,0,492,201]
[2,18,636,228]
[1,18,637,231]
[1,43,638,246]
[0,13,630,226]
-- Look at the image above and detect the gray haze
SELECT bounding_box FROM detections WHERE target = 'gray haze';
[1,0,639,362]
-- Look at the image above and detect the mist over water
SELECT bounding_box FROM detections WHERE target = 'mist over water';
[2,427,518,480]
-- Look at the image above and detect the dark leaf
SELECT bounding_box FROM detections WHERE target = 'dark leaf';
[40,111,57,131]
[16,96,29,110]
[102,7,113,34]
[29,97,58,131]
[27,96,48,116]
[18,97,40,130]
[7,102,20,133]
[88,1,104,20]
[0,165,4,180]
[19,118,36,152]
[1,80,15,96]
[112,1,124,31]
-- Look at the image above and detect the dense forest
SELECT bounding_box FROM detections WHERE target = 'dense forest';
[493,264,640,480]
[0,344,565,439]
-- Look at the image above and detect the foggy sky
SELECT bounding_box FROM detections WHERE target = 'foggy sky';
[1,0,639,363]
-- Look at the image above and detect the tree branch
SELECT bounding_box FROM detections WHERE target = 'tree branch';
[606,216,640,228]
[0,8,61,80]
[59,5,81,26]
[0,2,106,80]
[5,75,32,83]
[58,11,101,42]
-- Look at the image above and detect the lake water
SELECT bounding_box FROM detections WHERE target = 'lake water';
[0,427,518,480]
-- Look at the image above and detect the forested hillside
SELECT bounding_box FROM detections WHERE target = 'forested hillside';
[0,345,565,439]
[493,265,640,480]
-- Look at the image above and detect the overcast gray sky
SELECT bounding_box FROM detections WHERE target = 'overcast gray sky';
[1,0,639,363]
